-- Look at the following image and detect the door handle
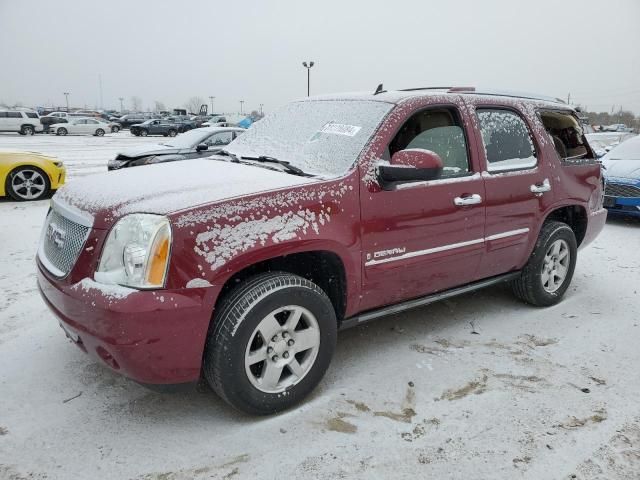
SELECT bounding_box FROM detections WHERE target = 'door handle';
[530,178,551,196]
[454,194,482,206]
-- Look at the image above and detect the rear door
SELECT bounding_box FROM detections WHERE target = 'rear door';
[359,99,486,311]
[467,103,554,278]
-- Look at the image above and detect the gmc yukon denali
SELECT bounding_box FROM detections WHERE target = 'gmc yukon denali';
[36,87,606,414]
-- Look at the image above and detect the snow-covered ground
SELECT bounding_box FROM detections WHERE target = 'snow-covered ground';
[1,133,640,479]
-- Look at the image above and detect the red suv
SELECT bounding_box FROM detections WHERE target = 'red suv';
[37,87,606,414]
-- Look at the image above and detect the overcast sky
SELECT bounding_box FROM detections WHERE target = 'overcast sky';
[1,0,639,114]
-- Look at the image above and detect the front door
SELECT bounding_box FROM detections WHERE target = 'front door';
[359,100,486,312]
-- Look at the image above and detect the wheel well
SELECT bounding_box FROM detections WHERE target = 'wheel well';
[215,251,347,323]
[545,205,587,246]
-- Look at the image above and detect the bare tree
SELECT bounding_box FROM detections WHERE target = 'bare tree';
[154,100,166,113]
[184,96,205,115]
[130,96,143,112]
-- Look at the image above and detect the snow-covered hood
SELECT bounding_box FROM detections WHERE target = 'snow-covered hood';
[54,159,317,228]
[603,159,640,180]
[116,143,177,158]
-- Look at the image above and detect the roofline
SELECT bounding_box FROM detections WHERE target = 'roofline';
[396,86,567,105]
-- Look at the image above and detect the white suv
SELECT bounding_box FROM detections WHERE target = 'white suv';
[0,110,43,135]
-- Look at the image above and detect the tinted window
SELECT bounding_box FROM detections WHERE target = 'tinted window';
[389,108,471,177]
[539,111,590,159]
[7,112,22,118]
[86,119,98,124]
[0,112,7,118]
[477,109,536,172]
[205,131,234,146]
[26,112,38,118]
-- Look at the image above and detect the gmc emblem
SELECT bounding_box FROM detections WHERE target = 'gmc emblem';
[46,222,66,249]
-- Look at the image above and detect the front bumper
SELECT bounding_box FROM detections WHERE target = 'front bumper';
[49,165,66,190]
[37,261,219,384]
[604,196,640,218]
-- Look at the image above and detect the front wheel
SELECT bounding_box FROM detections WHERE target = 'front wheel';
[95,128,105,136]
[168,129,177,137]
[203,272,337,415]
[139,129,148,137]
[511,221,577,307]
[21,125,35,135]
[111,126,120,133]
[58,127,68,136]
[6,166,51,201]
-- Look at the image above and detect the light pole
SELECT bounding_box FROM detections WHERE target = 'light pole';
[63,92,70,111]
[209,95,215,114]
[239,100,244,115]
[118,97,124,112]
[302,61,314,97]
[259,103,264,115]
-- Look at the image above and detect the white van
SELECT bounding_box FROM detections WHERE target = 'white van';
[0,110,43,135]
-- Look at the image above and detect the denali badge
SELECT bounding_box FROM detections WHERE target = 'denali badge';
[373,247,406,259]
[46,222,66,249]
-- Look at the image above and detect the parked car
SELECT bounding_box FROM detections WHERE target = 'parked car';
[165,115,197,132]
[49,117,113,136]
[1,150,65,201]
[0,110,44,135]
[601,135,640,217]
[117,113,155,128]
[37,87,605,415]
[201,116,228,127]
[108,126,245,170]
[129,119,178,137]
[604,124,634,133]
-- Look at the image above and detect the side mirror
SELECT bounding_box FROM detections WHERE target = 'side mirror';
[377,149,443,190]
[196,143,208,152]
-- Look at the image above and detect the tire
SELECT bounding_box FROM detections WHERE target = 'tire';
[58,127,68,136]
[21,125,35,135]
[511,221,577,307]
[168,129,177,137]
[95,128,105,136]
[203,272,337,415]
[111,126,120,133]
[6,166,51,201]
[140,129,148,137]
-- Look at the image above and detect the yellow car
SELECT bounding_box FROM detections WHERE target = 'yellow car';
[0,150,66,201]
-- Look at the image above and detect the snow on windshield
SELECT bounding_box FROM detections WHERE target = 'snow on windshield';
[226,100,393,176]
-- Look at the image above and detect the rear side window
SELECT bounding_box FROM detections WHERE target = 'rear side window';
[539,110,590,159]
[7,112,22,118]
[0,112,7,118]
[477,109,536,172]
[389,108,471,177]
[26,112,38,118]
[206,131,234,146]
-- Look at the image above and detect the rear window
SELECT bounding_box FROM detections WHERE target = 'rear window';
[26,112,38,118]
[539,110,591,159]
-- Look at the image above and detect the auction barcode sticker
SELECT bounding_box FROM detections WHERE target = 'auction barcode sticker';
[319,122,361,136]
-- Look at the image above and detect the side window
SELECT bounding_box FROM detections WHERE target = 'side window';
[539,110,590,159]
[388,108,471,177]
[477,109,536,172]
[87,119,98,124]
[26,112,38,118]
[206,131,234,146]
[7,112,22,118]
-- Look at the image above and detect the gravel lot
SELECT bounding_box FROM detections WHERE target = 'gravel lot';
[1,133,639,479]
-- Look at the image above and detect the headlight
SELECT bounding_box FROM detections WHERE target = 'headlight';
[95,214,171,289]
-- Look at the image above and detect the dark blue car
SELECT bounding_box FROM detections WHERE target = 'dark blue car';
[602,135,640,218]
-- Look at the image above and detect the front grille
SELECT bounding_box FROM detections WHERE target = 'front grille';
[605,183,640,198]
[40,209,90,277]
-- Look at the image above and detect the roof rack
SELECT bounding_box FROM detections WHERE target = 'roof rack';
[396,86,566,104]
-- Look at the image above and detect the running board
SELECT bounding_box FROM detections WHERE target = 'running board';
[340,271,521,330]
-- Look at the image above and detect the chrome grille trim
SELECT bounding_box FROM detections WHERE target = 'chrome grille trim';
[38,204,92,278]
[605,183,640,198]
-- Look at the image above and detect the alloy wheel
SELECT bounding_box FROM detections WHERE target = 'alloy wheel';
[10,169,47,200]
[541,239,570,293]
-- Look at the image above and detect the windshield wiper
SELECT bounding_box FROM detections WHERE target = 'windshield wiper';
[244,156,307,176]
[217,150,241,163]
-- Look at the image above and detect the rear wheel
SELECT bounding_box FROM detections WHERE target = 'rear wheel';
[6,166,50,201]
[511,221,577,306]
[168,129,177,137]
[203,272,337,415]
[111,126,120,133]
[95,128,105,136]
[140,129,148,137]
[21,125,35,135]
[58,127,68,136]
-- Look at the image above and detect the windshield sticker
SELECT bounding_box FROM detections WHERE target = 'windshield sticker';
[319,122,361,136]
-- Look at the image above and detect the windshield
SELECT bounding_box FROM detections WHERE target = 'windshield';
[225,100,393,176]
[162,128,214,148]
